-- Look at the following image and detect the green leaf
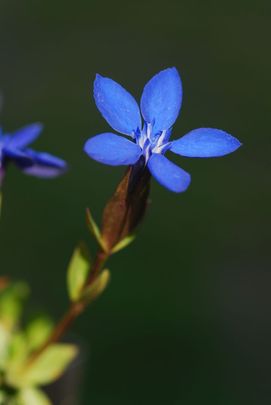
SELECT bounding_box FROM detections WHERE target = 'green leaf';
[7,332,29,372]
[111,234,136,254]
[67,242,91,302]
[16,388,52,405]
[86,208,107,251]
[0,390,8,404]
[0,324,10,369]
[25,316,54,352]
[82,269,110,304]
[16,343,78,387]
[0,282,29,331]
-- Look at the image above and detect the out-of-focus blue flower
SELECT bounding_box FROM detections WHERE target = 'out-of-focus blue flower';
[84,67,241,193]
[0,123,67,184]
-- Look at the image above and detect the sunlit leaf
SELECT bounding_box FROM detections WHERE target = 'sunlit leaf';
[25,316,54,352]
[111,234,136,253]
[67,242,91,301]
[0,282,29,331]
[82,269,110,304]
[0,390,8,404]
[16,387,52,405]
[16,343,78,387]
[0,324,10,369]
[6,332,30,386]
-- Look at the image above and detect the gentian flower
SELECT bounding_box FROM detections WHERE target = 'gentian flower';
[84,67,241,192]
[0,123,67,185]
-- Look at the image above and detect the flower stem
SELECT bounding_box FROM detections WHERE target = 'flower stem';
[27,248,109,366]
[27,164,150,366]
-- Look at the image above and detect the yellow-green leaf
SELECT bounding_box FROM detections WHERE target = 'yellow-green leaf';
[111,234,136,254]
[0,282,29,331]
[7,332,29,375]
[67,242,91,301]
[11,343,78,387]
[25,316,54,352]
[82,269,110,304]
[86,208,107,251]
[0,390,8,404]
[16,388,52,405]
[0,324,10,369]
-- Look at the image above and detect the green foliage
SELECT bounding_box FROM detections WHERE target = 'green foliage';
[82,269,110,304]
[0,282,78,401]
[0,324,10,369]
[67,242,91,302]
[0,282,29,331]
[12,344,78,387]
[0,390,8,404]
[86,208,107,251]
[25,316,54,352]
[15,387,52,405]
[6,332,29,382]
[111,234,136,253]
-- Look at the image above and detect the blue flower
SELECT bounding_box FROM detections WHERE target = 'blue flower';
[0,123,67,184]
[84,67,241,193]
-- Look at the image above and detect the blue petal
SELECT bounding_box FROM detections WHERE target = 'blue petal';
[147,153,191,193]
[3,146,33,167]
[22,149,67,178]
[84,133,142,166]
[170,128,242,157]
[23,165,66,178]
[140,67,182,134]
[94,74,142,136]
[8,123,43,148]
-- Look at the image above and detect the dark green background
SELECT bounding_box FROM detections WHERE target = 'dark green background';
[0,1,270,404]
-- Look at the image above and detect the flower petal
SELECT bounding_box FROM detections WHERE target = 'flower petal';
[84,133,142,166]
[94,74,141,136]
[140,67,182,134]
[170,128,241,157]
[3,146,33,167]
[9,123,43,148]
[22,150,67,178]
[23,165,66,178]
[147,153,191,193]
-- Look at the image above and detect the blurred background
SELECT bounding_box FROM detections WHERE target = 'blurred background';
[0,0,270,403]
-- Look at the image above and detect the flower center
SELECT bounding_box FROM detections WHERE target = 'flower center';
[135,123,171,162]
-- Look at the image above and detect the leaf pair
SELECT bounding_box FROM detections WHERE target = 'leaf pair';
[67,243,110,304]
[86,208,136,254]
[6,344,78,405]
[11,344,78,388]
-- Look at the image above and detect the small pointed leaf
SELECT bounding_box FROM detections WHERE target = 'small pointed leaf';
[67,242,91,301]
[82,269,110,304]
[111,234,136,254]
[17,388,52,405]
[7,332,29,374]
[0,282,29,330]
[15,344,78,387]
[26,316,54,351]
[86,208,107,251]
